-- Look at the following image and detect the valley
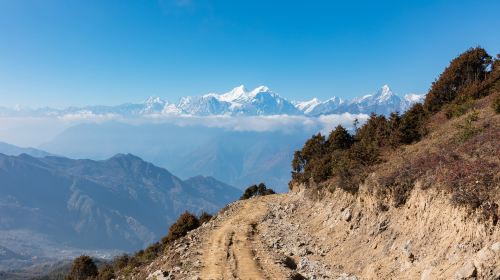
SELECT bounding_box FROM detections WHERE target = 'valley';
[0,153,240,272]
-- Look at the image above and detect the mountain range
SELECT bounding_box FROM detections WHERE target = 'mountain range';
[0,142,53,158]
[0,153,240,270]
[0,85,424,118]
[38,123,311,193]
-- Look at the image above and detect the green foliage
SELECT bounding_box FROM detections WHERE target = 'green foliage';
[455,110,482,142]
[240,183,276,200]
[424,47,492,113]
[162,211,200,244]
[65,255,98,280]
[327,125,354,150]
[443,100,475,119]
[355,113,391,148]
[397,103,427,144]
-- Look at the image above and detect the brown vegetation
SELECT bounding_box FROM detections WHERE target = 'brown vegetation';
[291,47,500,218]
[240,183,276,200]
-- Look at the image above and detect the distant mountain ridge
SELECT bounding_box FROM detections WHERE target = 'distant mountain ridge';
[0,141,53,158]
[0,85,424,118]
[294,85,425,116]
[0,153,240,269]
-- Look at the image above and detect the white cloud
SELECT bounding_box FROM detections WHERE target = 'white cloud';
[137,113,367,134]
[318,113,369,134]
[58,111,121,122]
[0,113,368,147]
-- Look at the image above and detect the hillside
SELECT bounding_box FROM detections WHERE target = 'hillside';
[110,94,500,280]
[0,153,240,271]
[106,48,500,279]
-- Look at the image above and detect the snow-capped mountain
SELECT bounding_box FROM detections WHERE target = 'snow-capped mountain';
[178,85,301,115]
[296,85,425,116]
[0,85,425,118]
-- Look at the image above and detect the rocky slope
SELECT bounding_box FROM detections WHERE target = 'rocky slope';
[119,187,499,280]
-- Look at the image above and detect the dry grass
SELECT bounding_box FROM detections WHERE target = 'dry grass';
[373,94,500,221]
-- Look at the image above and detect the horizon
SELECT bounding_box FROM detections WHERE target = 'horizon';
[1,0,499,107]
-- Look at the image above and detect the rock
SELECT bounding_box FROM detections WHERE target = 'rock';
[342,209,352,222]
[475,247,494,262]
[454,262,477,279]
[377,218,389,233]
[290,272,307,280]
[147,270,171,280]
[420,268,433,280]
[403,240,415,262]
[336,273,358,280]
[281,256,298,270]
[491,242,500,252]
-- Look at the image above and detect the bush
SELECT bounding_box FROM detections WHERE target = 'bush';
[397,103,427,144]
[162,211,200,244]
[443,100,475,119]
[65,255,98,280]
[455,110,482,142]
[198,211,213,225]
[240,183,276,200]
[112,254,129,271]
[97,264,114,280]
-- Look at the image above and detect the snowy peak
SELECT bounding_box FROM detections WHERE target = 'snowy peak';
[142,96,168,114]
[294,98,321,112]
[404,93,426,103]
[144,96,166,105]
[374,84,395,102]
[218,85,249,102]
[177,85,299,116]
[295,85,425,116]
[1,84,425,118]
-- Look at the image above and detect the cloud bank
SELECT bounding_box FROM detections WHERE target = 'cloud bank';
[0,113,369,147]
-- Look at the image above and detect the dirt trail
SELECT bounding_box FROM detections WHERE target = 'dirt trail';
[131,185,500,279]
[200,196,286,280]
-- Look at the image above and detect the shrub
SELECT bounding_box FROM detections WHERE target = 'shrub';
[397,103,427,144]
[112,254,129,271]
[240,183,276,200]
[198,211,213,224]
[355,113,391,148]
[65,255,98,280]
[455,110,482,142]
[443,100,475,119]
[97,264,114,280]
[162,211,200,244]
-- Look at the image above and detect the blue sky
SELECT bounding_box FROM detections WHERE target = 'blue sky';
[0,0,499,107]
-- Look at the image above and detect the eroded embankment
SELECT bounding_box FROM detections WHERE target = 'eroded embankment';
[126,184,499,280]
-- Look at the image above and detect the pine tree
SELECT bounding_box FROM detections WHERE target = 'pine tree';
[327,125,354,151]
[65,255,98,280]
[424,47,492,112]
